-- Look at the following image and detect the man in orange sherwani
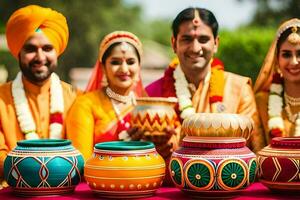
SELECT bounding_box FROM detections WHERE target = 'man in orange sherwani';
[0,5,79,187]
[146,7,265,153]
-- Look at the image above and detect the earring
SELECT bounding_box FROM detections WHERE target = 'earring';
[276,67,283,77]
[101,74,108,87]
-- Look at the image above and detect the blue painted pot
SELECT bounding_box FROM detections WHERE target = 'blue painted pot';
[4,139,84,196]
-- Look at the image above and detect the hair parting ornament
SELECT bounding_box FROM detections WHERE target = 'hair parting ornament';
[192,9,201,27]
[287,26,300,44]
[277,19,300,44]
[120,42,130,53]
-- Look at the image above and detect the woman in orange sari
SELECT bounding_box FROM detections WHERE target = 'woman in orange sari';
[254,18,300,145]
[66,31,146,160]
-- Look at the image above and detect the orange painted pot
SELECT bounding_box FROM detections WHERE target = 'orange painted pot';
[84,141,166,198]
[258,137,300,192]
[131,97,180,133]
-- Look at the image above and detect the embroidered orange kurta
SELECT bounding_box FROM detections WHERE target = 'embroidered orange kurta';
[0,77,78,177]
[66,89,133,161]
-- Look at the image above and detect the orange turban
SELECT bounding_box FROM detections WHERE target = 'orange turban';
[6,5,69,59]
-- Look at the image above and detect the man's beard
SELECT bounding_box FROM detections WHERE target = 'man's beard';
[19,60,56,83]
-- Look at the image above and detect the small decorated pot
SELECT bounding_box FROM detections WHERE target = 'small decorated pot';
[169,136,257,197]
[182,113,253,140]
[84,141,165,198]
[131,97,180,133]
[258,137,300,192]
[4,139,84,196]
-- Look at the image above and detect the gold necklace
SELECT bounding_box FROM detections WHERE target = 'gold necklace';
[284,104,300,123]
[105,86,136,105]
[284,92,300,106]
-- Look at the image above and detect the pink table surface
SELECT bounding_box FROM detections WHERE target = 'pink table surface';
[1,182,300,200]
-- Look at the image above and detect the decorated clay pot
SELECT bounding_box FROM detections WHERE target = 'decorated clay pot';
[4,139,84,196]
[131,97,180,133]
[258,137,300,192]
[182,113,253,140]
[84,141,166,198]
[169,136,257,197]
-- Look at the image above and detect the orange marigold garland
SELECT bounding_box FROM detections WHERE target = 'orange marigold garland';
[169,57,179,69]
[210,58,225,113]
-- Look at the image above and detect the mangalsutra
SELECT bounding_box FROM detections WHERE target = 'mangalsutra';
[105,87,136,105]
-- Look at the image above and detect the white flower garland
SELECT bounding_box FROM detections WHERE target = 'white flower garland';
[173,65,196,120]
[268,82,300,136]
[268,83,284,132]
[12,72,64,140]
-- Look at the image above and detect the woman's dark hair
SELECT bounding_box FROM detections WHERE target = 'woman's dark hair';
[101,42,141,64]
[172,7,219,39]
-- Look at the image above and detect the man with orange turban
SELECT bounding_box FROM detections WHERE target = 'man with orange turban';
[0,5,79,188]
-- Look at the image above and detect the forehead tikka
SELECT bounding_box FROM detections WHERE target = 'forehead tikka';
[287,26,300,44]
[192,9,201,27]
[276,19,300,40]
[120,42,130,53]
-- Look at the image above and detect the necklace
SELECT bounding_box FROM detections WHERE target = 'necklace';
[106,86,136,105]
[284,104,299,123]
[284,92,300,106]
[105,87,134,141]
[12,72,64,140]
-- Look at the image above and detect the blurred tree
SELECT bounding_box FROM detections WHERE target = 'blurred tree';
[217,27,275,82]
[247,0,300,27]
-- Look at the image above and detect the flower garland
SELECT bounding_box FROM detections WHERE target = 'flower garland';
[172,57,225,120]
[268,73,300,137]
[268,73,284,137]
[209,59,225,112]
[12,72,64,140]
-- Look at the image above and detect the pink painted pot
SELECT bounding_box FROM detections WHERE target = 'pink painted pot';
[169,136,257,197]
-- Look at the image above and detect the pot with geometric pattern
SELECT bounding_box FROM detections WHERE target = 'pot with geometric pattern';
[131,97,180,135]
[4,139,84,196]
[169,136,257,197]
[257,137,300,192]
[84,141,166,199]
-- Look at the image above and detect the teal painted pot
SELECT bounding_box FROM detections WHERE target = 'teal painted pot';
[4,139,84,196]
